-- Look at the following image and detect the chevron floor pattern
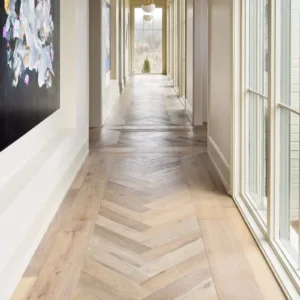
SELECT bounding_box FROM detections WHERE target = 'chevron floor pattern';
[74,153,220,300]
[11,76,286,300]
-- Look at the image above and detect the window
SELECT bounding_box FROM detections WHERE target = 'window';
[245,0,269,224]
[276,0,300,267]
[133,8,163,74]
[237,0,300,294]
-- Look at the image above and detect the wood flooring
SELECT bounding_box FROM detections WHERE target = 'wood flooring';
[11,76,286,300]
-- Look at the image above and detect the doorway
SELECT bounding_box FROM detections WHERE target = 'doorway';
[132,7,165,74]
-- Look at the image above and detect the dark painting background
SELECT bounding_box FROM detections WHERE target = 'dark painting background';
[0,0,60,151]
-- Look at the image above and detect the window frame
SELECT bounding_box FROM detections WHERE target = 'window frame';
[130,4,167,75]
[232,0,300,296]
[241,0,269,232]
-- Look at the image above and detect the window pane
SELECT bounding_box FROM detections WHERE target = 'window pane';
[246,0,269,223]
[134,8,163,73]
[135,30,144,42]
[153,8,163,29]
[279,109,299,265]
[144,19,153,30]
[248,0,268,95]
[135,8,143,29]
[147,52,162,73]
[247,95,268,219]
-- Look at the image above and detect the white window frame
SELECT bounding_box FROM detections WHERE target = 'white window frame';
[130,5,166,75]
[231,0,300,297]
[242,0,269,233]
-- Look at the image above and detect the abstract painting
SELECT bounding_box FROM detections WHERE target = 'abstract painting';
[0,0,60,151]
[105,1,110,73]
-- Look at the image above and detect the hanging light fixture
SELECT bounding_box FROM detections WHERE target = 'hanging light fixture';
[143,14,153,22]
[141,0,155,13]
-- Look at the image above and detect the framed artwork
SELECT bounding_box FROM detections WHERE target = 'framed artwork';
[0,0,60,151]
[105,1,111,73]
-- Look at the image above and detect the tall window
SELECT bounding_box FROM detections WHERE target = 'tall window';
[277,0,300,267]
[133,8,163,74]
[245,0,269,223]
[239,0,300,293]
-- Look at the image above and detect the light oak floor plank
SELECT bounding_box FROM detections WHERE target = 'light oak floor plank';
[140,239,205,277]
[82,256,151,300]
[174,279,218,300]
[141,253,210,293]
[199,220,265,300]
[225,208,286,300]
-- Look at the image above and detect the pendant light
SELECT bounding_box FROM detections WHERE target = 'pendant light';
[141,0,155,13]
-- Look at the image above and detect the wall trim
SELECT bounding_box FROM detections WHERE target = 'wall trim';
[2,136,88,300]
[208,136,230,193]
[186,99,193,124]
[178,96,186,109]
[169,77,193,125]
[102,80,120,125]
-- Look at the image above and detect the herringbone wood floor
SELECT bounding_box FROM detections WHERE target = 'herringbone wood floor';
[12,76,286,300]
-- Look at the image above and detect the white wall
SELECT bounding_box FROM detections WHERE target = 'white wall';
[111,0,119,80]
[90,0,130,127]
[180,0,208,126]
[193,0,208,125]
[90,0,120,127]
[208,0,232,192]
[103,0,121,124]
[186,0,194,121]
[0,1,89,299]
[169,1,174,82]
[124,0,130,82]
[89,0,102,127]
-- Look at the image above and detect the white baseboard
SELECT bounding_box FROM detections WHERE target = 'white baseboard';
[124,75,132,87]
[0,134,88,300]
[102,80,120,125]
[186,100,193,124]
[208,136,230,193]
[178,97,186,109]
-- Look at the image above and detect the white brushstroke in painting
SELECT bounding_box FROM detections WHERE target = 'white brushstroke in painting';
[2,0,55,88]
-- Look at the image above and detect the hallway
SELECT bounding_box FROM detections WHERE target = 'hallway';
[12,76,285,300]
[104,75,191,127]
